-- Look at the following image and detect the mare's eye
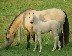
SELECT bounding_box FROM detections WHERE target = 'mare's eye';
[29,17,30,18]
[29,13,30,14]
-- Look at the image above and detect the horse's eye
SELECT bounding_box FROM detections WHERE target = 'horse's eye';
[29,13,30,14]
[33,13,34,14]
[29,17,30,18]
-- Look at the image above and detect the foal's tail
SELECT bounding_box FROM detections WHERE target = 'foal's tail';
[63,11,69,46]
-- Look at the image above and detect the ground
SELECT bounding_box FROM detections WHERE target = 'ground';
[0,0,72,56]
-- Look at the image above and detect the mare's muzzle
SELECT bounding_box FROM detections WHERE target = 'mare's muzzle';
[4,37,14,49]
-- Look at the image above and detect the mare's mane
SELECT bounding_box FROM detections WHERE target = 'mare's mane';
[7,8,34,34]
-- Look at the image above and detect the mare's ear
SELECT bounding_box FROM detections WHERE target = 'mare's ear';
[39,15,45,21]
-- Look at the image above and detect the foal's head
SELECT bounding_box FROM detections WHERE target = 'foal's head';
[25,10,35,24]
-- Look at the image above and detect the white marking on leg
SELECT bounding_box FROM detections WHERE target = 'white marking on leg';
[58,41,61,50]
[52,36,58,51]
[33,34,38,51]
[37,33,42,52]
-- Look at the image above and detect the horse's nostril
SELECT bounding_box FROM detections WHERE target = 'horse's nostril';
[30,22,33,24]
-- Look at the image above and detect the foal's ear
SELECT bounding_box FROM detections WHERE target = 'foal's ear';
[23,13,26,19]
[39,15,45,21]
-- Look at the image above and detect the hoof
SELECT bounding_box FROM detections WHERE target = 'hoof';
[58,48,61,50]
[52,50,54,51]
[26,47,29,50]
[33,49,35,51]
[26,45,30,49]
[5,46,10,50]
[52,49,56,51]
[15,43,20,46]
[39,50,41,52]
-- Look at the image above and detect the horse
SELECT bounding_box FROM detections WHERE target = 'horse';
[4,11,35,49]
[29,14,61,52]
[4,8,69,49]
[24,8,69,48]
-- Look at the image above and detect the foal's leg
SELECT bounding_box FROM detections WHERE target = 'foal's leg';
[37,33,42,52]
[32,33,35,42]
[52,36,58,51]
[33,34,38,51]
[26,31,30,49]
[52,29,60,51]
[52,34,61,51]
[58,40,61,50]
[32,34,39,48]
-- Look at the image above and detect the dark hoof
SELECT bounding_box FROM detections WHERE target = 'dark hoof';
[37,45,38,48]
[15,43,20,46]
[26,46,30,50]
[5,46,10,50]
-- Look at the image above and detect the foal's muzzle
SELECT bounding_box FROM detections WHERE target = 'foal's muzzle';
[30,22,33,24]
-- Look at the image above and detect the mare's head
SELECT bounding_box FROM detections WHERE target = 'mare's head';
[4,30,14,49]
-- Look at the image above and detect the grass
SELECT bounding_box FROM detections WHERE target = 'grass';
[0,0,72,56]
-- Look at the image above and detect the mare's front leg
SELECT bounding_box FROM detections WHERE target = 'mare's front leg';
[17,27,22,45]
[26,31,30,49]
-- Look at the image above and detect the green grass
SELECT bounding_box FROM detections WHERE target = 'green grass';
[0,0,72,56]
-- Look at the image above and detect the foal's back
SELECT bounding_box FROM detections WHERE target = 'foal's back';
[37,20,60,33]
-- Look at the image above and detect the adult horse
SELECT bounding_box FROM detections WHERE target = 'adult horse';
[4,11,35,49]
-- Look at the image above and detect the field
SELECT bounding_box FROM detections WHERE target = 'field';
[0,0,72,56]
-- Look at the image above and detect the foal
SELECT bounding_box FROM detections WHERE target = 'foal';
[30,15,61,52]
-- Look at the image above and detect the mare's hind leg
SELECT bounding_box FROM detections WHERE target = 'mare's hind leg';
[26,31,30,49]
